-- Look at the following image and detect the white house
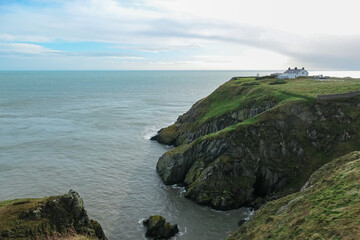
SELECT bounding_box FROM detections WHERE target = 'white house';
[278,67,309,79]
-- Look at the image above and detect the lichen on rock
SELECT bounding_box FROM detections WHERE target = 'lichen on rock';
[0,190,107,240]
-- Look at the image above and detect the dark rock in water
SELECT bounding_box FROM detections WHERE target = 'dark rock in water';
[143,215,179,239]
[0,190,107,240]
[238,219,246,226]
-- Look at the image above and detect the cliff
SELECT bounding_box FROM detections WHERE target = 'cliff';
[153,76,360,210]
[0,190,107,240]
[227,151,360,240]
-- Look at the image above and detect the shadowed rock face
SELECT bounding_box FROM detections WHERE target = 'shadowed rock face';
[227,151,360,240]
[0,190,107,240]
[156,98,360,210]
[143,215,179,240]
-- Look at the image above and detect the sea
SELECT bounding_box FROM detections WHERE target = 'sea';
[1,70,359,240]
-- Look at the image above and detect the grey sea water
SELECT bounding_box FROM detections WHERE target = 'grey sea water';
[0,70,358,239]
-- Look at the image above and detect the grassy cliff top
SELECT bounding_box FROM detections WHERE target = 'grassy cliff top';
[153,75,359,147]
[200,76,360,123]
[0,197,51,238]
[232,76,360,97]
[227,151,360,240]
[0,193,102,240]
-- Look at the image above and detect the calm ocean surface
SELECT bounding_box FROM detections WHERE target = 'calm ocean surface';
[1,70,359,239]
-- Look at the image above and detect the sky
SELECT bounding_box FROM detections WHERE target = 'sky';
[1,0,360,70]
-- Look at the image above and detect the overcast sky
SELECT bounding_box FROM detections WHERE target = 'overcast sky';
[1,0,359,70]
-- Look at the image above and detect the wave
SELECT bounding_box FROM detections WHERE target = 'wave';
[143,125,159,140]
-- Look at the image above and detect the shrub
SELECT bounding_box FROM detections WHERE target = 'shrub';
[269,79,287,85]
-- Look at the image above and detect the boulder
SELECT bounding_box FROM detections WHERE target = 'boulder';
[143,215,179,239]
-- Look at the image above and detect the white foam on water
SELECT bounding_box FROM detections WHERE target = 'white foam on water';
[171,184,186,197]
[179,226,187,236]
[138,218,146,224]
[244,208,255,221]
[143,125,159,140]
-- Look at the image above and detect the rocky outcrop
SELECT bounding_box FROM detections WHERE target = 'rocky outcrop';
[151,80,277,146]
[0,190,107,240]
[227,151,360,240]
[152,100,276,146]
[143,215,179,239]
[156,98,360,210]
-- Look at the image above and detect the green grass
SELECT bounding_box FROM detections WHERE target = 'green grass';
[0,197,51,239]
[198,77,359,124]
[265,77,360,98]
[228,151,360,240]
[0,198,32,208]
[197,115,260,142]
[156,76,360,146]
[269,79,287,85]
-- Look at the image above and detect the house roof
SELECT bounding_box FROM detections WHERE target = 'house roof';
[284,67,307,74]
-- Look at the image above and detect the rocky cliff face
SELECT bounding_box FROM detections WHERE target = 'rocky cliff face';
[154,78,360,210]
[152,97,276,146]
[227,151,360,240]
[151,78,280,146]
[0,190,107,240]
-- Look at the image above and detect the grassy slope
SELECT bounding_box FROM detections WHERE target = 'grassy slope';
[192,76,360,145]
[201,76,360,124]
[159,76,360,210]
[0,197,96,240]
[157,76,360,145]
[228,151,360,240]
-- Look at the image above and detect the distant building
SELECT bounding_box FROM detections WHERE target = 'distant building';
[313,74,328,79]
[278,67,308,79]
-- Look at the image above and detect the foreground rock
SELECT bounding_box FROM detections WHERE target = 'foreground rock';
[143,215,179,239]
[0,190,107,240]
[154,77,360,210]
[227,151,360,239]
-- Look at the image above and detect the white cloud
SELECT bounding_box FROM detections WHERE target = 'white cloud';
[0,34,51,42]
[1,0,360,69]
[149,0,360,36]
[104,56,145,60]
[0,43,60,55]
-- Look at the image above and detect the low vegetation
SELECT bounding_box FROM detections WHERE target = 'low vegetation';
[0,191,106,240]
[193,76,359,127]
[228,151,360,240]
[153,76,360,147]
[268,79,287,85]
[154,75,360,210]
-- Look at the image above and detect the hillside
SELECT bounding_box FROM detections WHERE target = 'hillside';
[153,76,360,210]
[0,190,107,240]
[152,76,360,146]
[227,151,360,240]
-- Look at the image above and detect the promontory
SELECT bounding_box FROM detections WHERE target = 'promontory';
[152,76,360,210]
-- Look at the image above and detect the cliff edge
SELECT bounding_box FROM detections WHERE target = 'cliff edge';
[153,76,360,210]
